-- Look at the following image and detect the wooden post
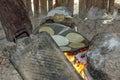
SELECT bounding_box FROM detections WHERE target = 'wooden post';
[26,0,32,16]
[48,0,53,11]
[55,0,62,7]
[34,0,39,16]
[102,0,109,9]
[40,0,47,15]
[0,0,32,41]
[79,0,87,18]
[92,0,103,8]
[108,0,115,13]
[22,0,26,6]
[68,0,74,11]
[86,0,92,10]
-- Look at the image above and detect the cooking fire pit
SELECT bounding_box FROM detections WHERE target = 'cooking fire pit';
[34,23,90,80]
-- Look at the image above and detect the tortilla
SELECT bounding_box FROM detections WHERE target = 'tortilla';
[66,33,85,43]
[69,42,85,49]
[53,13,65,22]
[39,26,54,36]
[60,46,71,51]
[52,35,69,46]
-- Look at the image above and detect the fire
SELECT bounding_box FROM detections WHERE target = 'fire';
[64,51,88,80]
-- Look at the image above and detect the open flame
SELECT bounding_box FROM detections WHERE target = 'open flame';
[64,49,88,80]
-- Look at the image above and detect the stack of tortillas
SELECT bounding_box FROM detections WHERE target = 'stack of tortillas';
[65,32,86,49]
[34,23,89,52]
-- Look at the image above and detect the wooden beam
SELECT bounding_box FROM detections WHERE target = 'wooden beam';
[22,0,26,6]
[34,0,39,16]
[48,0,53,11]
[108,0,115,13]
[79,0,87,18]
[92,0,103,8]
[86,0,92,10]
[55,0,62,7]
[40,0,47,14]
[79,0,84,11]
[102,0,108,9]
[68,0,74,11]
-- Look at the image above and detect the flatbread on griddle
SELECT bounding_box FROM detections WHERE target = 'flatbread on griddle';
[39,26,54,35]
[66,33,85,43]
[52,35,69,46]
[60,46,71,51]
[69,42,85,49]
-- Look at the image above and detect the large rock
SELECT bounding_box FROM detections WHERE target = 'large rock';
[87,33,120,80]
[0,39,22,80]
[2,32,82,80]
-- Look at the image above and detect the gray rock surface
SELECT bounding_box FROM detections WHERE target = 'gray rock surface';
[87,33,120,80]
[1,32,82,80]
[0,39,22,80]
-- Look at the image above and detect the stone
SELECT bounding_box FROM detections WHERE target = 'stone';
[87,33,120,80]
[2,32,82,80]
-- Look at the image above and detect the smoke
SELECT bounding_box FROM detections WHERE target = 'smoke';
[103,37,120,51]
[87,33,120,69]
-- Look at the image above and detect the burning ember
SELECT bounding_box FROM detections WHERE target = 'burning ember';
[64,48,88,80]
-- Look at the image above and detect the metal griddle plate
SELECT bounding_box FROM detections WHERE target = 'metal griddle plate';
[33,23,89,52]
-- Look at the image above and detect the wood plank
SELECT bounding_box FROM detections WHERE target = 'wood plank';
[68,0,74,11]
[79,0,87,18]
[48,0,53,11]
[93,0,103,8]
[86,0,92,10]
[3,32,83,80]
[79,0,84,12]
[54,0,62,7]
[22,0,26,6]
[108,0,115,13]
[102,0,109,9]
[34,0,39,16]
[40,0,47,14]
